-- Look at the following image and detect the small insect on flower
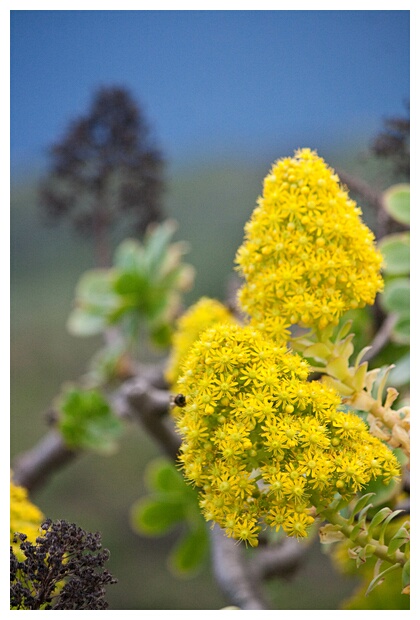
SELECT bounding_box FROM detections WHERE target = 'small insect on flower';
[172,393,187,407]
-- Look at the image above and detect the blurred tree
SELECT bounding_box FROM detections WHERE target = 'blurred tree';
[39,87,165,266]
[371,103,410,180]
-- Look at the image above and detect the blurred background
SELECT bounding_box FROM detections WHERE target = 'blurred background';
[10,9,410,610]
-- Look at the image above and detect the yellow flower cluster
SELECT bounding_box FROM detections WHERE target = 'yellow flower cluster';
[174,323,399,546]
[10,481,44,557]
[235,148,384,337]
[165,297,236,387]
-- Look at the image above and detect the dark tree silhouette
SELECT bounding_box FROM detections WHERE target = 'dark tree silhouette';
[39,87,165,266]
[371,103,410,180]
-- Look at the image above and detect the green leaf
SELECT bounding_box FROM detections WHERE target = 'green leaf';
[325,357,349,381]
[58,387,123,453]
[388,352,410,387]
[66,308,108,336]
[319,524,346,543]
[150,322,173,348]
[349,493,376,522]
[383,184,410,225]
[303,342,331,361]
[362,476,400,511]
[130,498,186,535]
[343,562,409,609]
[378,510,405,546]
[145,458,190,494]
[114,238,144,272]
[143,220,178,276]
[348,520,366,542]
[168,525,209,576]
[392,316,410,345]
[380,278,410,315]
[402,559,410,589]
[74,269,117,309]
[367,507,393,534]
[379,233,410,276]
[366,563,401,595]
[387,525,410,555]
[113,271,148,296]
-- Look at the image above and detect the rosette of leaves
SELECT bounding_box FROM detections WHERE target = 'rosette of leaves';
[378,184,409,388]
[67,220,195,349]
[130,457,209,576]
[378,185,409,345]
[56,386,123,454]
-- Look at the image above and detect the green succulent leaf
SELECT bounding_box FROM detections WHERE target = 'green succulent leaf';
[114,238,144,272]
[112,271,148,297]
[383,184,410,225]
[392,316,410,345]
[150,322,173,348]
[402,559,410,590]
[145,457,191,494]
[367,507,393,533]
[365,563,401,596]
[67,307,108,336]
[361,476,400,511]
[387,525,410,555]
[387,352,410,387]
[74,269,117,309]
[143,220,179,275]
[130,498,186,535]
[67,222,194,344]
[58,387,123,453]
[349,493,376,523]
[380,278,410,315]
[168,525,209,576]
[379,233,410,276]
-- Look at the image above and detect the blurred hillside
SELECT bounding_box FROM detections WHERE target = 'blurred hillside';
[10,148,397,609]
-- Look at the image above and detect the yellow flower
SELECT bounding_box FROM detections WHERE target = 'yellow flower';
[10,480,44,558]
[165,296,236,387]
[174,323,399,544]
[235,148,384,339]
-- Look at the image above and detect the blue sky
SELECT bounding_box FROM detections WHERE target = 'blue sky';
[10,9,410,175]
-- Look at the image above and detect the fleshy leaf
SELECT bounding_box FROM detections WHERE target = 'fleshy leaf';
[168,525,209,576]
[130,498,186,535]
[67,308,108,336]
[402,559,410,590]
[383,184,410,225]
[392,316,410,345]
[387,525,410,555]
[145,458,191,494]
[58,387,123,453]
[366,563,401,595]
[319,524,346,543]
[380,278,410,315]
[349,493,376,522]
[379,234,410,276]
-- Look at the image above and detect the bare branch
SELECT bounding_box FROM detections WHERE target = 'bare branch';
[210,525,269,610]
[12,431,78,493]
[360,313,398,363]
[11,368,178,493]
[337,168,384,210]
[251,536,313,581]
[116,376,180,460]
